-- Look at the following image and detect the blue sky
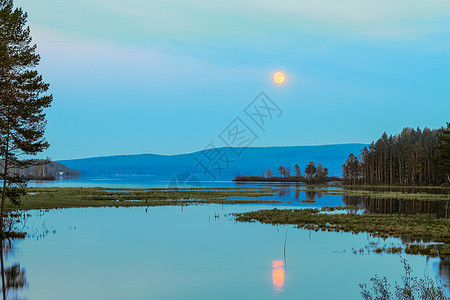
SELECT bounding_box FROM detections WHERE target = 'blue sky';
[15,0,450,160]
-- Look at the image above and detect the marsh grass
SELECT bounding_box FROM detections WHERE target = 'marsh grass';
[374,246,403,254]
[320,205,360,212]
[297,187,450,202]
[319,190,450,201]
[235,208,450,257]
[299,199,316,204]
[344,184,450,190]
[5,187,280,211]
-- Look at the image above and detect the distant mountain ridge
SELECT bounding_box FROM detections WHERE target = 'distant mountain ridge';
[57,144,366,180]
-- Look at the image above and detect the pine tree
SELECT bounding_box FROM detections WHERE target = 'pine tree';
[435,122,450,184]
[342,154,360,185]
[277,166,286,177]
[323,167,329,178]
[0,0,52,233]
[294,164,301,177]
[304,161,316,183]
[285,168,291,177]
[316,163,325,180]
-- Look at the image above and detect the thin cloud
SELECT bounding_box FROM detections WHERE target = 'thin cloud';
[18,0,450,44]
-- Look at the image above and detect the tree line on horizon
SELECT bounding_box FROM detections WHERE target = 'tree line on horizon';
[342,123,450,186]
[234,161,337,183]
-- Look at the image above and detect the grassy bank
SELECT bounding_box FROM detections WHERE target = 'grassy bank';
[5,187,279,211]
[320,189,450,201]
[341,184,450,190]
[234,208,450,257]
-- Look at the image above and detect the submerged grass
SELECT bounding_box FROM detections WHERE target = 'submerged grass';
[234,208,450,257]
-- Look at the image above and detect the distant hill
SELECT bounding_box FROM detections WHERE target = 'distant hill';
[57,144,366,180]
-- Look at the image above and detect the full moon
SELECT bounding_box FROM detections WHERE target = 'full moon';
[273,71,286,84]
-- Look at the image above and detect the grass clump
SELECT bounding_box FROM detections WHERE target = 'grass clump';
[404,244,446,257]
[235,208,450,257]
[386,247,403,254]
[299,200,316,204]
[320,205,360,212]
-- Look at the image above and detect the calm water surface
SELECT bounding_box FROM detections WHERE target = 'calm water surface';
[28,176,238,188]
[2,204,447,300]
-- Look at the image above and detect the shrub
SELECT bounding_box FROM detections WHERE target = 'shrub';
[359,258,449,300]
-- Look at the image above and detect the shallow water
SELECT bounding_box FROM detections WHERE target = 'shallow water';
[3,205,449,300]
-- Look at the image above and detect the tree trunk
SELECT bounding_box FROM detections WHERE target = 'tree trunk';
[390,151,393,185]
[0,240,5,299]
[0,128,10,233]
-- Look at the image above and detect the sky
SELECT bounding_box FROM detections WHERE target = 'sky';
[14,0,450,160]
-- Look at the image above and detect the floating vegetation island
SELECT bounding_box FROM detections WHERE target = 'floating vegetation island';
[234,207,450,257]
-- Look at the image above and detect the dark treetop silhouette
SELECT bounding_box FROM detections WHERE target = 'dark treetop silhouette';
[342,124,450,186]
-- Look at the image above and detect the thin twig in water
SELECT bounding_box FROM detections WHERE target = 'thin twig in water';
[283,230,288,273]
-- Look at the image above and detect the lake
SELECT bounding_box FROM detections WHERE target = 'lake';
[28,176,238,189]
[2,177,449,299]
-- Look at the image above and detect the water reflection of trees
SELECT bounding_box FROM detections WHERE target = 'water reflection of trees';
[341,196,449,218]
[5,264,27,290]
[317,191,323,200]
[341,195,364,207]
[278,186,290,198]
[437,257,449,286]
[1,240,28,300]
[305,191,317,202]
[282,186,324,202]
